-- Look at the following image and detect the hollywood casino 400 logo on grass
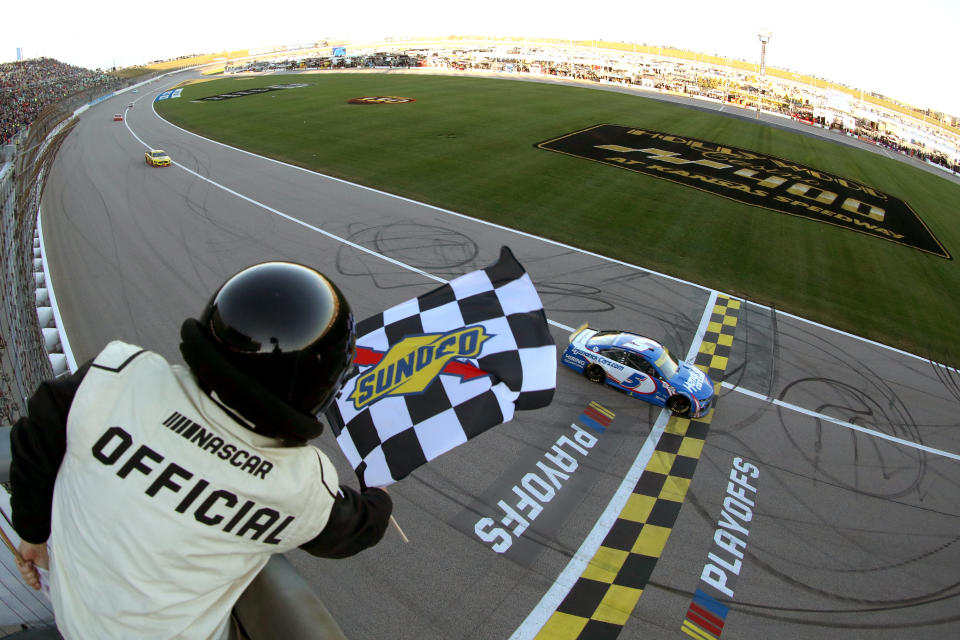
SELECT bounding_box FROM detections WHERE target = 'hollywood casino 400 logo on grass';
[538,124,950,259]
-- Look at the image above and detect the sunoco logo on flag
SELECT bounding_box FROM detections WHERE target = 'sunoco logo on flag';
[348,326,492,410]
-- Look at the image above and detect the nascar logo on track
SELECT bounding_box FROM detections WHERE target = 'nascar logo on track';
[347,96,416,104]
[348,325,492,410]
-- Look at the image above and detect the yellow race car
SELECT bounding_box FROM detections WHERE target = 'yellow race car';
[145,149,171,167]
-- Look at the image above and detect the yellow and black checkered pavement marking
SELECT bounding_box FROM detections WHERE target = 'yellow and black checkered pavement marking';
[535,295,740,640]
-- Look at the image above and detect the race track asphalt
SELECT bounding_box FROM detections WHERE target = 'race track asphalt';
[38,69,960,639]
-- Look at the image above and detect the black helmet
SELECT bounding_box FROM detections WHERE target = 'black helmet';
[180,262,355,442]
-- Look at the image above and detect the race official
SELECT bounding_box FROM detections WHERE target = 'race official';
[10,262,392,639]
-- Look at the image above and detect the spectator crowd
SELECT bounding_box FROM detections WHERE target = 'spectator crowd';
[1,58,123,146]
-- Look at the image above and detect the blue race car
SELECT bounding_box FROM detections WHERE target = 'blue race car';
[561,324,714,417]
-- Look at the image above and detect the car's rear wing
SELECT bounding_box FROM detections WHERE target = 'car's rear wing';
[569,323,590,343]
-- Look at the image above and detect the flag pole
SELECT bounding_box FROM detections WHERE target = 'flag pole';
[355,461,408,543]
[390,515,409,544]
[0,525,24,564]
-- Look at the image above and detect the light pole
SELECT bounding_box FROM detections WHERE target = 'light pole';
[755,29,772,119]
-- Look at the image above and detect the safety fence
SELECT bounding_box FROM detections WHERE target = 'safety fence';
[0,77,142,428]
[0,110,66,428]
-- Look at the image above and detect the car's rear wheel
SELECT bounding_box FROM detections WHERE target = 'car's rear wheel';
[667,394,692,417]
[585,365,606,385]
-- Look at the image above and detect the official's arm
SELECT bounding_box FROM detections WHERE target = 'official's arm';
[10,364,91,543]
[299,486,392,558]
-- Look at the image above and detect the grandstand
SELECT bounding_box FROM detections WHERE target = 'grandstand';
[213,36,960,172]
[0,59,128,146]
[7,35,955,170]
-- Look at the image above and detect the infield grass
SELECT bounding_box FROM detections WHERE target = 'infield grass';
[156,72,960,367]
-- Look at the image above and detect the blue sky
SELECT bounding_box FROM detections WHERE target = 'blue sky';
[4,0,958,116]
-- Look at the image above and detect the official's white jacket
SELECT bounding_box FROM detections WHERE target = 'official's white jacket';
[48,341,340,639]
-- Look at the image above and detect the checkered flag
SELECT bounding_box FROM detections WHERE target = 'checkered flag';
[327,247,556,488]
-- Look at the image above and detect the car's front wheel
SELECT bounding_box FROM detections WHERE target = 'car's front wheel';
[666,394,692,417]
[585,365,606,385]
